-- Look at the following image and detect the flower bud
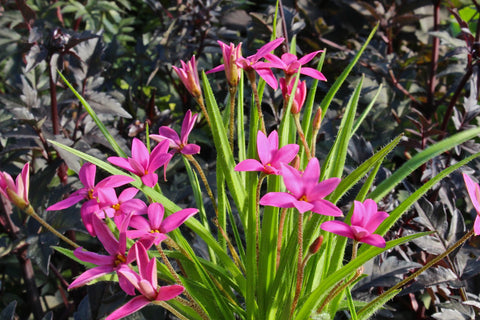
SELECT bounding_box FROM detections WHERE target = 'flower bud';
[309,235,324,254]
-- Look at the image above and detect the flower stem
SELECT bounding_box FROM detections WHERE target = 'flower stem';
[246,70,266,134]
[293,113,312,160]
[228,85,237,151]
[156,244,209,320]
[213,218,246,274]
[185,154,218,216]
[23,203,79,249]
[290,211,305,318]
[317,266,364,314]
[195,96,212,130]
[153,301,190,320]
[358,228,475,317]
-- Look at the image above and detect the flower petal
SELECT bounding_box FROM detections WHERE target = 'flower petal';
[235,159,265,172]
[321,221,354,239]
[280,164,304,198]
[47,195,85,211]
[301,67,327,81]
[79,163,96,189]
[68,265,113,289]
[257,130,273,165]
[131,138,150,170]
[181,144,201,155]
[155,284,185,301]
[105,296,150,320]
[310,199,343,217]
[148,203,165,229]
[260,192,297,209]
[160,208,198,233]
[359,234,386,248]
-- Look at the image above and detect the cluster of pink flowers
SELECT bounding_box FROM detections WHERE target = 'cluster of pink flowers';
[174,38,326,115]
[45,110,201,319]
[235,129,389,248]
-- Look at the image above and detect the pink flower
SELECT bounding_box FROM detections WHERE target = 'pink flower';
[106,242,184,320]
[260,157,342,215]
[108,139,172,188]
[206,41,242,87]
[320,199,388,247]
[68,214,136,295]
[235,38,284,89]
[463,173,480,235]
[127,202,198,248]
[235,130,299,175]
[47,163,134,235]
[150,110,201,156]
[0,162,30,208]
[172,55,202,99]
[263,51,326,82]
[97,187,147,227]
[280,78,307,114]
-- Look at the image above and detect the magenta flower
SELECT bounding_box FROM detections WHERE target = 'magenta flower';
[69,214,136,295]
[260,157,342,215]
[320,199,388,247]
[263,51,326,82]
[108,138,172,188]
[463,173,480,235]
[106,242,184,320]
[0,162,30,208]
[206,41,242,87]
[47,163,134,235]
[128,202,198,248]
[150,110,201,156]
[97,187,147,227]
[235,37,285,89]
[280,78,307,114]
[235,130,299,175]
[172,55,202,99]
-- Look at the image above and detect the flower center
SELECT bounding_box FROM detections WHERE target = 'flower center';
[299,195,308,202]
[87,189,94,200]
[150,229,160,233]
[114,254,127,266]
[112,203,121,211]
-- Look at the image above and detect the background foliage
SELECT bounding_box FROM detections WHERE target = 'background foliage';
[1,0,480,319]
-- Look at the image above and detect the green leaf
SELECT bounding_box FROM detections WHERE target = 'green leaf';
[374,152,480,238]
[57,71,126,157]
[329,134,403,203]
[357,289,400,320]
[294,231,430,320]
[322,75,363,180]
[319,24,378,121]
[369,127,480,202]
[201,71,246,215]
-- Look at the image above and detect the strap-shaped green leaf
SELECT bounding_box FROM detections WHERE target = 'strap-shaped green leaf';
[57,71,126,158]
[293,231,430,320]
[369,127,480,202]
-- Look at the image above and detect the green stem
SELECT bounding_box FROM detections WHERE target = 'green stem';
[317,266,364,314]
[153,301,190,320]
[228,86,237,151]
[246,70,266,134]
[293,113,312,160]
[23,203,79,249]
[156,244,209,320]
[195,96,212,130]
[357,228,475,317]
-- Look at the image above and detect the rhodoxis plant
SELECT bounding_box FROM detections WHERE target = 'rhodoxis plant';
[15,7,480,319]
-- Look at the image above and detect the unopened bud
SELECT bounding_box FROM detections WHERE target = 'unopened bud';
[6,187,28,210]
[313,108,322,131]
[309,235,324,254]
